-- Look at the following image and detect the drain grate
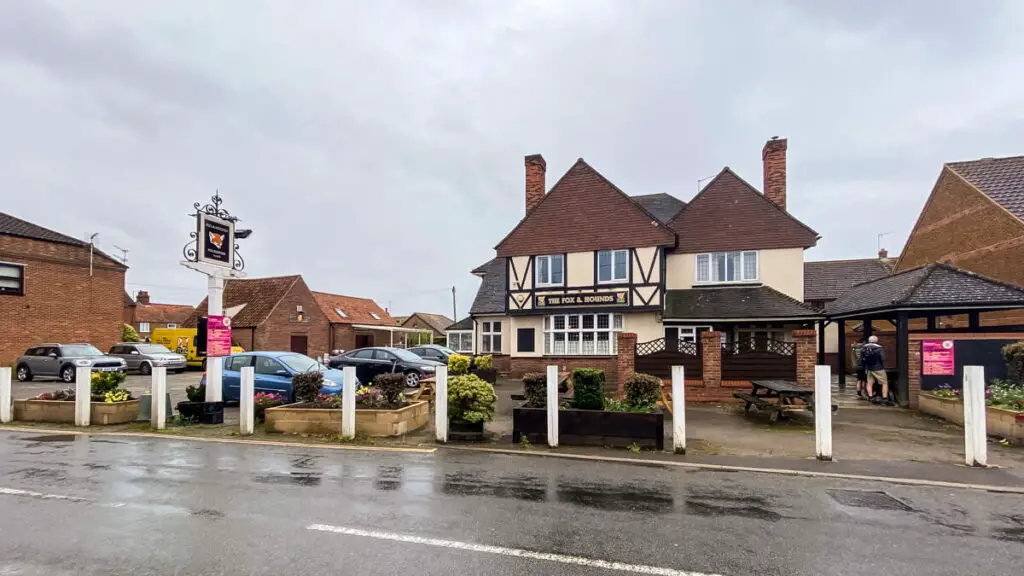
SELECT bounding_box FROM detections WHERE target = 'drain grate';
[827,489,912,511]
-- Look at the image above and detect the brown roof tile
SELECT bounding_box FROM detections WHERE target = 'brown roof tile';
[804,258,894,302]
[312,292,396,325]
[0,211,127,268]
[669,168,819,253]
[946,156,1024,222]
[401,312,455,334]
[134,303,194,324]
[495,159,676,257]
[185,275,301,328]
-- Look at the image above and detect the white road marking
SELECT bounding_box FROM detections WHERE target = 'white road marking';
[0,486,88,502]
[306,524,722,575]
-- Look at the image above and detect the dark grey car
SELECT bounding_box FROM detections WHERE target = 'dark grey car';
[108,343,187,375]
[15,343,127,383]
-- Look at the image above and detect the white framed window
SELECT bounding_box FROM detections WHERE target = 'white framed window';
[543,313,623,356]
[481,321,502,353]
[334,307,348,319]
[535,254,564,287]
[138,322,150,333]
[670,325,712,343]
[695,250,758,284]
[597,249,628,283]
[446,331,473,353]
[0,262,25,296]
[166,323,177,329]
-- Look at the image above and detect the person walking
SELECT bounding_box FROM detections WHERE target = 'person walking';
[860,335,891,405]
[852,340,869,399]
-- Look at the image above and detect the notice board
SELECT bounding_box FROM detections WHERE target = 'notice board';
[919,338,1013,391]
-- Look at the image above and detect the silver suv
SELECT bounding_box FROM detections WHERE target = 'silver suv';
[15,344,127,383]
[107,342,187,375]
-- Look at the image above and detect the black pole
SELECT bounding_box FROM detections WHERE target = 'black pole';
[968,311,980,330]
[927,315,937,331]
[452,286,457,322]
[863,318,873,339]
[836,319,847,391]
[817,320,826,365]
[896,311,910,407]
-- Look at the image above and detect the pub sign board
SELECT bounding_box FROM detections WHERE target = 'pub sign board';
[535,291,627,308]
[197,212,234,269]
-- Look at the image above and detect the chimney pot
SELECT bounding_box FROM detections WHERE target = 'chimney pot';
[525,154,546,213]
[878,248,888,259]
[762,137,788,210]
[136,290,150,305]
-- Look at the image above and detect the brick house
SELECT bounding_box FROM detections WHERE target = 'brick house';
[0,212,127,366]
[124,290,194,337]
[897,155,1024,328]
[311,291,399,352]
[396,312,454,345]
[463,138,824,391]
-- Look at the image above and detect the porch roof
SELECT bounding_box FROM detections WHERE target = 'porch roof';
[664,285,823,322]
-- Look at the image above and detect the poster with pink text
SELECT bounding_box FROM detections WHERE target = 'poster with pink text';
[207,315,232,357]
[922,339,954,376]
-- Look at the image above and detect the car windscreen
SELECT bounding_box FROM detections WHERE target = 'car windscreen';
[61,345,104,357]
[433,345,456,355]
[389,348,424,362]
[137,344,173,354]
[278,353,320,373]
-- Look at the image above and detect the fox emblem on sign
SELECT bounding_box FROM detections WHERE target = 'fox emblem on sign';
[208,231,225,249]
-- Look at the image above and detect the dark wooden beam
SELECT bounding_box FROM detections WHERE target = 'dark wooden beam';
[969,311,981,330]
[926,315,937,331]
[896,312,910,407]
[817,320,826,365]
[863,318,873,339]
[836,319,847,392]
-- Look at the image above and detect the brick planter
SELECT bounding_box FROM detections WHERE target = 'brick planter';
[512,404,664,449]
[265,401,430,437]
[918,392,1024,444]
[13,399,141,425]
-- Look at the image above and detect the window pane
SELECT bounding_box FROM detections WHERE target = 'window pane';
[537,257,549,284]
[597,332,610,355]
[554,316,565,330]
[544,316,550,330]
[582,332,595,355]
[492,335,501,353]
[712,253,727,282]
[598,251,611,282]
[554,333,565,355]
[597,314,609,329]
[567,333,580,355]
[481,336,491,352]
[0,278,19,289]
[492,321,501,331]
[614,250,627,280]
[544,333,551,355]
[613,314,623,330]
[743,251,757,280]
[696,254,709,283]
[726,252,740,282]
[483,322,491,332]
[0,265,21,279]
[582,314,594,329]
[568,315,579,330]
[551,255,564,284]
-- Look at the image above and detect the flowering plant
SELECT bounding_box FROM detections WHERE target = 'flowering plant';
[254,392,285,408]
[104,388,131,403]
[355,386,387,409]
[311,393,342,409]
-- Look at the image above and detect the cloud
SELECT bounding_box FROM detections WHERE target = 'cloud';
[1,0,1022,316]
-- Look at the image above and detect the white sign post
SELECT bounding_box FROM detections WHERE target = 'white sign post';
[546,365,559,448]
[435,365,448,443]
[341,366,356,440]
[0,367,11,423]
[963,365,987,467]
[151,367,167,430]
[240,366,254,435]
[75,367,91,426]
[671,365,686,454]
[815,365,833,461]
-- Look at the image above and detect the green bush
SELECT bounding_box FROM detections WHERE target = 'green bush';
[122,324,140,343]
[448,354,471,376]
[1003,341,1024,386]
[448,374,496,423]
[185,384,205,402]
[91,371,126,396]
[292,371,325,403]
[473,355,493,370]
[570,368,605,410]
[623,372,661,410]
[373,372,407,407]
[522,372,547,408]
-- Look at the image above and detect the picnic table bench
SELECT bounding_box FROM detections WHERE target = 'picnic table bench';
[734,379,837,423]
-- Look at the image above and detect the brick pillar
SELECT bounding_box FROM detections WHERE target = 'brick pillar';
[793,329,817,388]
[700,331,721,388]
[908,339,922,409]
[616,332,637,399]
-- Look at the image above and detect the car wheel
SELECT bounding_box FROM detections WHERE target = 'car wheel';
[61,366,76,383]
[139,362,152,376]
[405,371,420,388]
[15,364,32,382]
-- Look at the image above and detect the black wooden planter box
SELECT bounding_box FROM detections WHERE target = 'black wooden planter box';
[449,419,485,442]
[512,404,664,450]
[176,401,224,425]
[470,367,498,384]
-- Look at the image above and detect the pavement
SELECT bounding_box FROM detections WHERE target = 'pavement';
[0,430,1022,575]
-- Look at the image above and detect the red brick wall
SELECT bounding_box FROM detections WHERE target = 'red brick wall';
[762,137,787,209]
[492,354,511,373]
[793,329,816,388]
[908,339,922,409]
[0,236,126,366]
[616,332,637,398]
[509,356,619,392]
[233,327,256,351]
[700,331,722,388]
[254,278,330,357]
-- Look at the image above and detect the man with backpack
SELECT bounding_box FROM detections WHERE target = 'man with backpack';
[860,335,891,405]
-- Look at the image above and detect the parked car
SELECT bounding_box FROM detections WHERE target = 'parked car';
[407,344,459,364]
[328,346,442,387]
[15,343,127,383]
[108,342,187,375]
[203,351,357,403]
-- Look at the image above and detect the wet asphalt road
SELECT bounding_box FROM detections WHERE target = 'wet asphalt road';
[0,431,1022,575]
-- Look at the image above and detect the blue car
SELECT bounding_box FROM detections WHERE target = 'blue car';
[202,351,354,403]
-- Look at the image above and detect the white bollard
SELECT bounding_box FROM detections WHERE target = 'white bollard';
[435,365,448,443]
[341,366,356,440]
[240,366,254,435]
[815,365,833,461]
[151,367,167,430]
[963,365,987,467]
[672,365,686,454]
[75,367,91,426]
[0,367,11,423]
[546,365,558,447]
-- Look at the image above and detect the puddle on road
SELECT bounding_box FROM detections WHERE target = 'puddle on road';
[20,434,77,443]
[375,465,403,491]
[556,483,673,513]
[252,472,322,487]
[9,467,68,483]
[443,472,546,502]
[190,508,225,519]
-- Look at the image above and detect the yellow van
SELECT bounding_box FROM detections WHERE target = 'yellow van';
[150,327,244,369]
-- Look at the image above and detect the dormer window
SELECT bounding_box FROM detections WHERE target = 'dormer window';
[535,254,564,287]
[695,251,758,284]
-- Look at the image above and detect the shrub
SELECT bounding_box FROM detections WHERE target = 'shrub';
[1003,341,1024,386]
[122,323,141,343]
[292,371,325,403]
[104,388,131,403]
[53,388,75,401]
[311,393,342,409]
[988,379,1024,412]
[522,373,547,408]
[91,371,126,396]
[448,374,496,423]
[34,392,54,400]
[448,354,471,375]
[373,372,407,407]
[473,355,493,370]
[623,372,661,410]
[185,384,206,402]
[603,397,651,413]
[570,368,605,410]
[355,386,387,409]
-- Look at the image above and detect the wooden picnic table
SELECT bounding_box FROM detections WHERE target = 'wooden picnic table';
[733,379,837,423]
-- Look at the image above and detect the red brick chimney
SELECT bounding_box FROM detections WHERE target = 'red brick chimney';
[878,248,888,259]
[762,137,788,210]
[136,290,150,305]
[525,154,546,213]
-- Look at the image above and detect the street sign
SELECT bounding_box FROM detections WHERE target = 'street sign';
[197,212,235,270]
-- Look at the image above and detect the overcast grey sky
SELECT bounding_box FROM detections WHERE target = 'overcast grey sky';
[3,1,1023,316]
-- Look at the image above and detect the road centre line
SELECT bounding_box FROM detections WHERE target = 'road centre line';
[306,523,723,576]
